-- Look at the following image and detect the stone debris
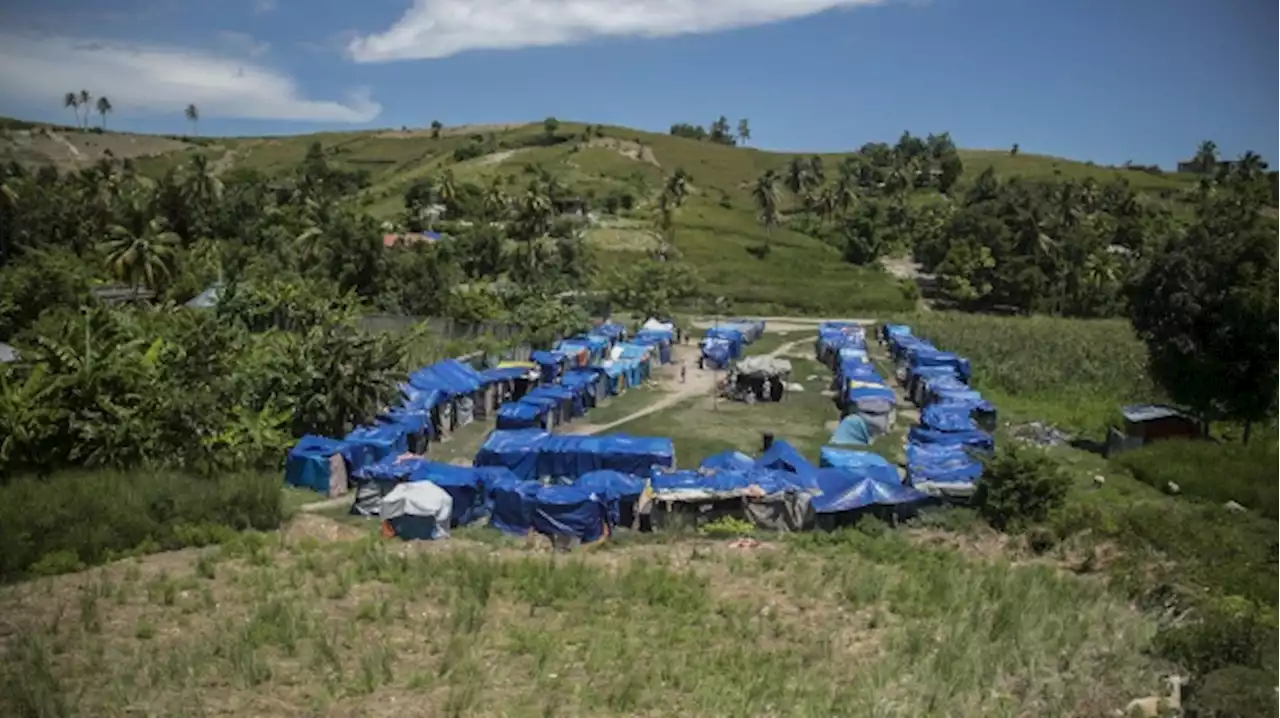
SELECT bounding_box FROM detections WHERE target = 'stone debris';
[1009,421,1071,447]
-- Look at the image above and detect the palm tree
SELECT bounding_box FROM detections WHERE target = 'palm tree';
[737,119,750,147]
[437,169,458,212]
[95,97,113,130]
[784,158,807,200]
[103,216,179,291]
[752,171,780,242]
[514,184,553,274]
[482,180,508,220]
[185,104,200,136]
[654,169,691,258]
[63,92,80,129]
[77,90,92,129]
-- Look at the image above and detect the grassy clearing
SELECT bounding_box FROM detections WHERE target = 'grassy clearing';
[741,330,809,357]
[0,524,1162,717]
[0,470,282,583]
[1112,438,1277,519]
[613,356,836,464]
[892,312,1157,434]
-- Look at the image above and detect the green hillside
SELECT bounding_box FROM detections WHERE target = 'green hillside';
[1,118,1203,314]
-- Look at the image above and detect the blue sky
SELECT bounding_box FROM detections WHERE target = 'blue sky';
[0,0,1274,167]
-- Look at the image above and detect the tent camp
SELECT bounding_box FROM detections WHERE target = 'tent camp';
[380,482,452,540]
[286,435,349,496]
[724,356,791,403]
[409,462,489,526]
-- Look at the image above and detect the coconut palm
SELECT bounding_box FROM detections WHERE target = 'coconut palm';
[95,96,113,130]
[737,118,750,146]
[784,158,807,200]
[63,92,80,128]
[1193,140,1217,174]
[103,216,179,291]
[752,170,780,241]
[513,184,553,274]
[185,104,200,136]
[77,90,92,128]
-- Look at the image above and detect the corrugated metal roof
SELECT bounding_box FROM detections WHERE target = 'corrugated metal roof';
[1121,404,1188,423]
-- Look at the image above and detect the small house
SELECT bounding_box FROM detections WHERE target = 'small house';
[1106,404,1200,456]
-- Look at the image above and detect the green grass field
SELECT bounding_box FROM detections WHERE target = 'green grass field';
[0,524,1163,717]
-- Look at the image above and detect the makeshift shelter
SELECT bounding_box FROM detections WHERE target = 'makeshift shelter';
[829,414,872,446]
[475,429,549,481]
[905,443,983,498]
[725,356,791,403]
[343,424,409,473]
[701,326,745,368]
[754,438,819,489]
[920,404,980,433]
[496,400,553,431]
[699,450,757,473]
[409,462,488,527]
[531,350,570,383]
[726,318,766,342]
[810,472,929,518]
[576,470,647,528]
[378,406,432,453]
[818,447,899,483]
[1106,404,1201,456]
[285,436,349,496]
[563,369,605,408]
[487,473,541,535]
[349,454,429,516]
[380,482,452,540]
[908,425,994,452]
[642,468,813,531]
[531,485,611,545]
[535,434,675,479]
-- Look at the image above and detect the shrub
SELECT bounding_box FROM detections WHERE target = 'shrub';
[976,444,1071,530]
[1187,666,1280,718]
[1152,602,1277,677]
[698,516,755,538]
[0,469,282,582]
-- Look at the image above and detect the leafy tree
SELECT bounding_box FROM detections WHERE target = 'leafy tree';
[63,92,80,129]
[604,259,701,319]
[1128,171,1278,440]
[1192,140,1218,174]
[430,119,443,139]
[543,116,560,139]
[669,123,707,141]
[709,116,735,146]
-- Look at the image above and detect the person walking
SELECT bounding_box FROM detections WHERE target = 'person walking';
[680,362,687,383]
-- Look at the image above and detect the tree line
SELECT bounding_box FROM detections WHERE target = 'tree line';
[60,90,200,135]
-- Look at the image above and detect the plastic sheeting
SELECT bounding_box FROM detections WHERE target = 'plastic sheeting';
[829,415,872,446]
[487,474,541,535]
[908,426,995,452]
[699,450,757,472]
[408,358,487,397]
[532,485,610,542]
[408,462,488,527]
[810,474,928,514]
[755,439,819,487]
[381,482,452,540]
[497,401,551,430]
[536,434,675,479]
[818,447,900,484]
[920,404,980,433]
[475,429,549,481]
[342,424,409,471]
[286,436,348,494]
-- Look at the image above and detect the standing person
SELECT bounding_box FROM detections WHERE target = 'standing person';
[680,361,687,383]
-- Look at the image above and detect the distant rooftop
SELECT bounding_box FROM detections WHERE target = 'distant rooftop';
[1121,404,1189,424]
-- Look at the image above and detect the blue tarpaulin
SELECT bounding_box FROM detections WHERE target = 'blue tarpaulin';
[408,462,488,526]
[407,358,486,397]
[532,485,609,541]
[475,429,549,481]
[354,454,429,482]
[906,443,984,486]
[530,350,569,382]
[342,424,409,471]
[908,426,994,452]
[496,401,549,430]
[755,439,818,484]
[699,450,757,472]
[650,468,796,496]
[487,473,541,535]
[536,434,675,479]
[818,447,900,485]
[810,473,929,514]
[482,366,532,383]
[846,379,897,405]
[285,435,346,493]
[920,404,980,433]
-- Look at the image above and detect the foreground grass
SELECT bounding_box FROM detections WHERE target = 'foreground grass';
[1112,438,1278,519]
[0,525,1161,717]
[891,312,1157,434]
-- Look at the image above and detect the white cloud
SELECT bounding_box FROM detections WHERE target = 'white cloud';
[216,30,271,58]
[0,33,381,123]
[347,0,884,62]
[253,0,278,14]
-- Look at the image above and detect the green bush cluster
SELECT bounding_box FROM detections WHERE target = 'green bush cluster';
[975,444,1071,530]
[1113,439,1278,518]
[0,469,281,582]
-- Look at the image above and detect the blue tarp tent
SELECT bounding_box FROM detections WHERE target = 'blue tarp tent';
[408,462,488,526]
[909,349,972,384]
[496,401,550,430]
[699,450,757,472]
[829,415,872,445]
[475,429,549,481]
[700,338,734,368]
[755,439,818,484]
[703,326,745,360]
[285,436,347,494]
[906,443,984,486]
[908,426,994,452]
[532,485,610,542]
[408,358,486,396]
[536,434,675,479]
[354,454,429,482]
[593,322,626,340]
[562,369,604,407]
[399,384,446,412]
[818,447,900,484]
[650,469,796,496]
[810,473,929,514]
[530,350,569,383]
[846,378,897,405]
[482,366,532,383]
[920,404,980,433]
[342,424,409,471]
[487,473,541,535]
[527,384,584,418]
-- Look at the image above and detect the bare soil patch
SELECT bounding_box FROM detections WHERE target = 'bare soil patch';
[0,128,194,170]
[585,137,660,166]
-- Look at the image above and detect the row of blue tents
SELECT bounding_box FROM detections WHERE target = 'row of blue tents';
[881,324,997,497]
[817,322,898,442]
[495,322,676,431]
[698,318,767,368]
